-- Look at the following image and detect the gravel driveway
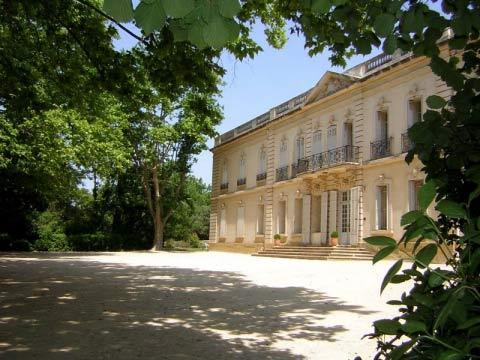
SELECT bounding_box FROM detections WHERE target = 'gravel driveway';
[0,251,410,359]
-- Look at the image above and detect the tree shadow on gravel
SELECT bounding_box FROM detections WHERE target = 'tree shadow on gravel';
[0,254,375,359]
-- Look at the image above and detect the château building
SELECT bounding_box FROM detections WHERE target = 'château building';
[209,32,453,252]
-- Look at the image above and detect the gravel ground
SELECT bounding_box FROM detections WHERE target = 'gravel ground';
[0,251,411,359]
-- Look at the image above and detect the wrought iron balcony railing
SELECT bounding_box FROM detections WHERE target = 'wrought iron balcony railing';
[291,145,360,176]
[276,165,289,182]
[237,178,246,186]
[370,137,393,160]
[401,132,414,153]
[220,182,228,190]
[256,172,267,182]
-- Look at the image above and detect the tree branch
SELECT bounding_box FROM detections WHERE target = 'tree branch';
[73,0,147,45]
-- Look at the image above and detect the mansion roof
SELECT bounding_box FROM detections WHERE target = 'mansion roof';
[213,29,453,149]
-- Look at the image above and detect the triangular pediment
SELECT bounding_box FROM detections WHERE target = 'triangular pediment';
[305,71,358,105]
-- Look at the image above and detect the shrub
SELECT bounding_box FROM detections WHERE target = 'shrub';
[274,234,281,240]
[163,239,175,250]
[32,211,70,251]
[187,233,201,248]
[330,231,339,238]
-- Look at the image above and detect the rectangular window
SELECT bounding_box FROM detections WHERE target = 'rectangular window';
[376,185,388,230]
[340,191,351,233]
[327,125,337,150]
[408,99,422,128]
[311,195,322,232]
[313,131,322,154]
[219,208,226,237]
[256,204,265,235]
[344,123,353,147]
[409,180,423,211]
[278,201,286,234]
[376,110,388,140]
[295,137,305,162]
[236,206,245,237]
[294,198,303,234]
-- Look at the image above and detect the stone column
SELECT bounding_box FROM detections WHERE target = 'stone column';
[264,128,275,247]
[302,194,311,245]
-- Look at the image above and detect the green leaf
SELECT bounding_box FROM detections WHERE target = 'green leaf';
[387,300,403,305]
[434,288,463,330]
[390,340,414,360]
[383,34,397,54]
[428,271,447,287]
[374,319,401,335]
[426,95,447,109]
[103,0,134,22]
[401,320,427,333]
[457,317,480,330]
[418,180,436,210]
[381,259,403,294]
[435,200,467,219]
[188,23,208,48]
[438,351,465,360]
[415,243,437,267]
[134,0,167,35]
[401,210,423,226]
[219,0,242,18]
[311,0,331,15]
[364,236,396,247]
[390,274,410,283]
[373,13,396,37]
[373,245,396,264]
[203,17,240,48]
[161,0,195,18]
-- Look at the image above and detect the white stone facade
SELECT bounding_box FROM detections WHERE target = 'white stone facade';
[210,46,453,248]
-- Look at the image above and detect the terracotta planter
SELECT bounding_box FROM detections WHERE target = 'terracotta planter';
[330,237,338,247]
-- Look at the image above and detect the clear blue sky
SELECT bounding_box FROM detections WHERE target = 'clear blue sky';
[114,23,382,185]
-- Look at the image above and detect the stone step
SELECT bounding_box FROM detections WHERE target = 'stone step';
[252,254,329,260]
[257,251,333,256]
[254,245,374,261]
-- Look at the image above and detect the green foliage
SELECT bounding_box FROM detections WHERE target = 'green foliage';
[103,0,242,48]
[164,177,211,242]
[274,234,282,240]
[330,231,339,238]
[33,211,71,252]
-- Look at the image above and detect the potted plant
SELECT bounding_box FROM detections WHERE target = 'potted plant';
[274,234,282,246]
[330,231,339,247]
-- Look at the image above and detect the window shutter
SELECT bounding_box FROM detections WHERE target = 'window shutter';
[329,190,337,235]
[236,207,245,237]
[350,186,361,245]
[220,208,226,236]
[320,192,329,244]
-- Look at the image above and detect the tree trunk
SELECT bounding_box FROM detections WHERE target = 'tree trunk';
[151,165,164,250]
[152,217,164,251]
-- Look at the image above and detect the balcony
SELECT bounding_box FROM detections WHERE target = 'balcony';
[256,172,267,183]
[276,166,289,182]
[401,132,414,153]
[237,178,246,187]
[292,146,360,176]
[371,137,393,160]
